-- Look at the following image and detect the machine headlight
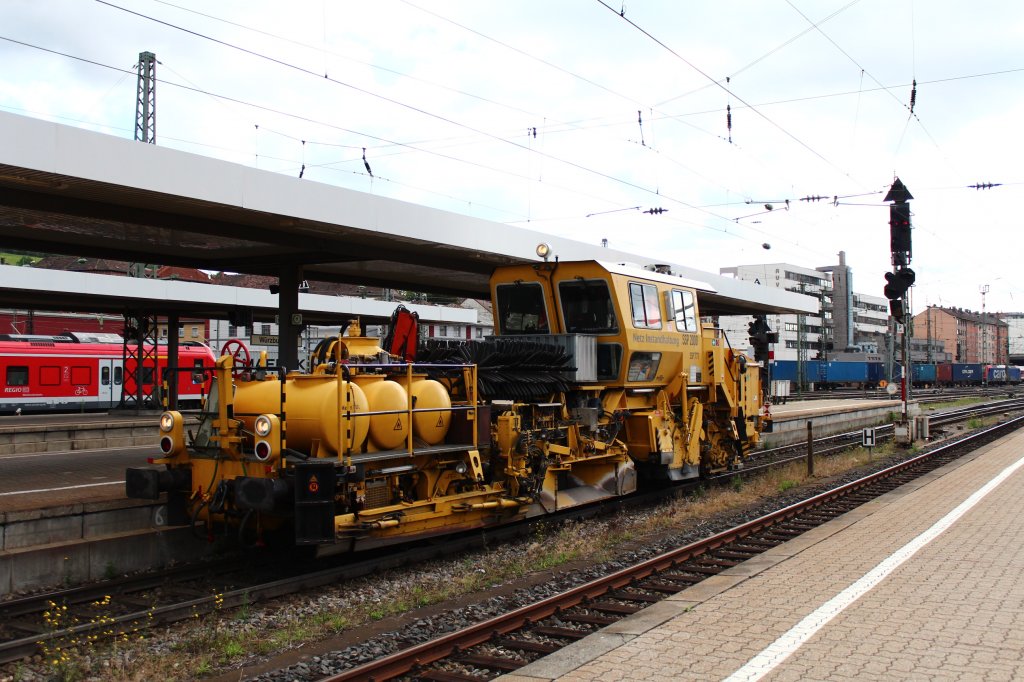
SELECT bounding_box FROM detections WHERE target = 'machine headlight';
[255,415,273,437]
[254,440,272,461]
[536,242,551,261]
[159,412,176,433]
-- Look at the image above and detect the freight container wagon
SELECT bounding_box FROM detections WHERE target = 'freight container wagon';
[936,362,953,385]
[769,360,822,387]
[867,361,887,385]
[912,363,937,385]
[985,365,1022,384]
[952,363,983,385]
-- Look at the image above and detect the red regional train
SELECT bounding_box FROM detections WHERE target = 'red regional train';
[0,332,216,413]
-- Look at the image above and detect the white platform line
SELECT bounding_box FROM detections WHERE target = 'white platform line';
[724,452,1024,682]
[0,481,121,497]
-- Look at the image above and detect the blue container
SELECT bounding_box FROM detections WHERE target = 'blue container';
[867,362,886,384]
[770,360,797,382]
[912,364,937,384]
[986,365,1022,383]
[952,363,983,384]
[769,360,822,384]
[807,360,824,383]
[826,361,869,383]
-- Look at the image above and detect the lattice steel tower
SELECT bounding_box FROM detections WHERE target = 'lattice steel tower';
[134,51,157,143]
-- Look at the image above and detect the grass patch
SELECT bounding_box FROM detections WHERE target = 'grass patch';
[926,397,986,411]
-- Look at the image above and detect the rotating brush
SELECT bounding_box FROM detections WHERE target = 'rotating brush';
[419,338,577,400]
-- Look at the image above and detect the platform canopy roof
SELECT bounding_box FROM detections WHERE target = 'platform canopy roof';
[0,111,816,317]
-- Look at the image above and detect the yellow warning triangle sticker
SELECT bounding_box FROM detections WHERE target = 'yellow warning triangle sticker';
[436,415,444,427]
[394,418,404,430]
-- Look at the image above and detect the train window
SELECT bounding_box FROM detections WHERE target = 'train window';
[496,282,549,335]
[670,289,698,332]
[559,279,618,334]
[102,366,110,386]
[40,366,61,386]
[627,352,662,382]
[629,282,662,329]
[71,366,91,385]
[192,359,205,384]
[142,366,156,386]
[597,344,622,381]
[6,366,28,386]
[114,366,123,385]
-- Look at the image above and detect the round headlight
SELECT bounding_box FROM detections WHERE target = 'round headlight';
[159,412,175,433]
[536,242,551,260]
[254,440,271,461]
[255,415,273,437]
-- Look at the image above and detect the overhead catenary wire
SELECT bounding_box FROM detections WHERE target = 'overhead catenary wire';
[594,0,861,188]
[90,1,743,227]
[140,0,806,226]
[0,35,666,219]
[5,2,1022,282]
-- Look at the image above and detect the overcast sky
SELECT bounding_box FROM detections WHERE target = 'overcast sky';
[2,0,1022,313]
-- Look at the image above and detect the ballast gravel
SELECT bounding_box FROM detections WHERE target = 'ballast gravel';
[0,433,970,682]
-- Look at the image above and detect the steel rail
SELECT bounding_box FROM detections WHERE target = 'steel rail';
[323,414,1024,681]
[3,402,1019,667]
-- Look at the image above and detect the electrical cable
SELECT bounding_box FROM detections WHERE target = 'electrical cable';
[594,0,859,187]
[90,2,740,224]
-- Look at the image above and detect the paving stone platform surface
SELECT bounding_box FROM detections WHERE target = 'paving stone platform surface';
[504,427,1024,681]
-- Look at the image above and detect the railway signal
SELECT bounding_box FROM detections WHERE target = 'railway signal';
[883,177,915,428]
[884,177,914,268]
[747,315,778,364]
[882,178,915,319]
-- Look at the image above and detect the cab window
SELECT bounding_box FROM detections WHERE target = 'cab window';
[597,344,622,381]
[629,282,662,329]
[495,282,549,334]
[559,279,618,334]
[627,352,662,382]
[671,289,698,332]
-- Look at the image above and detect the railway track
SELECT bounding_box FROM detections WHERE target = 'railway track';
[786,385,1017,403]
[1,400,1020,668]
[321,414,1024,682]
[737,397,1024,476]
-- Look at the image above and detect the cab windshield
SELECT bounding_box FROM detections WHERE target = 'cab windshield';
[559,279,618,334]
[495,282,549,334]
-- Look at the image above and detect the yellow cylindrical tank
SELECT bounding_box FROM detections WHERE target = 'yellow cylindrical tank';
[395,376,452,445]
[233,376,369,455]
[354,375,409,450]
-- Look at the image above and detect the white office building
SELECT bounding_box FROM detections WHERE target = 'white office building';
[718,252,891,362]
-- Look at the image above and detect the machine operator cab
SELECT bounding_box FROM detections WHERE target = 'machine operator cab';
[490,259,712,390]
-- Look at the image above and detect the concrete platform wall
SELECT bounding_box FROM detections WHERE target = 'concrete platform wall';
[762,401,920,447]
[0,421,155,455]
